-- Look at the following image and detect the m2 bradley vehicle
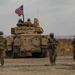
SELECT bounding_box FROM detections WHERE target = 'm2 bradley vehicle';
[6,18,48,58]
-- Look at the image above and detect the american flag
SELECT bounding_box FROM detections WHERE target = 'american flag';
[15,5,23,16]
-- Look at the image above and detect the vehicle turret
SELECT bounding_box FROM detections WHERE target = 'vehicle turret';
[11,18,44,34]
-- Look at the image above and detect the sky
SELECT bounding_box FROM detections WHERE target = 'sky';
[0,0,75,35]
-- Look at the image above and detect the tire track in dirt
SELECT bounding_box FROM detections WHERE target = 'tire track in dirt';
[55,64,75,70]
[2,64,49,68]
[2,63,75,71]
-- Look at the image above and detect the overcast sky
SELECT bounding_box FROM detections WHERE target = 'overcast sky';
[0,0,75,35]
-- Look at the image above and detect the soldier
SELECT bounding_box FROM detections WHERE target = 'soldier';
[48,33,58,65]
[27,18,32,26]
[18,19,23,23]
[71,35,75,61]
[0,31,7,67]
[34,18,40,27]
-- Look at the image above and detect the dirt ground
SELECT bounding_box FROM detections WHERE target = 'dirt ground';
[0,39,74,75]
[0,55,75,75]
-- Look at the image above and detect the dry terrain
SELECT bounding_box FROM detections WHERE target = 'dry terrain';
[57,39,73,55]
[0,56,75,75]
[0,39,75,75]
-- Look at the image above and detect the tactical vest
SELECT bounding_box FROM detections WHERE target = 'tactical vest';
[48,38,57,49]
[48,38,56,44]
[0,36,5,50]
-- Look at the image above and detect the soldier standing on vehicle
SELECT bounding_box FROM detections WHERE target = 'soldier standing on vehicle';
[48,33,58,65]
[27,18,32,26]
[18,18,23,23]
[71,35,75,61]
[0,31,7,67]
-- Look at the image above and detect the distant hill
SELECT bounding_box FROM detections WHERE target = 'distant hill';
[4,35,74,39]
[55,35,74,39]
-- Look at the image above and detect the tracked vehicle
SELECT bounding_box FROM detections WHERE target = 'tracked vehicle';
[6,18,48,58]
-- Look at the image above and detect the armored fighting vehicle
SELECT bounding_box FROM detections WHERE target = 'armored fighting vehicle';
[6,18,48,58]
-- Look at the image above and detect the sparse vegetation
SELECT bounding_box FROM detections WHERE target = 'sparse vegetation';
[57,39,73,56]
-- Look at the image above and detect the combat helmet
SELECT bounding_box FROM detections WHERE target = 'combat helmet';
[18,19,23,23]
[0,31,3,35]
[27,18,31,21]
[49,33,54,38]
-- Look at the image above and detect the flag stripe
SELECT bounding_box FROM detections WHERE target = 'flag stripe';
[15,5,23,16]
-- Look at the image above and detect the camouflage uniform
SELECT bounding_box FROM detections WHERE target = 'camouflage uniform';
[71,36,75,61]
[0,31,6,67]
[48,33,58,65]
